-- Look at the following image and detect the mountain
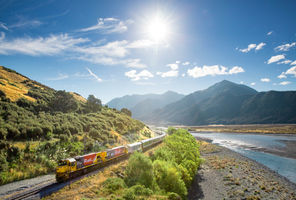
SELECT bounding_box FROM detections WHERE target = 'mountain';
[144,80,296,125]
[107,93,160,110]
[107,91,184,119]
[130,91,185,120]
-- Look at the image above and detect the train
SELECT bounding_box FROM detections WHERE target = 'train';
[55,133,166,182]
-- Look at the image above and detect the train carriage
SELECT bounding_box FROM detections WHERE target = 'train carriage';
[127,142,142,154]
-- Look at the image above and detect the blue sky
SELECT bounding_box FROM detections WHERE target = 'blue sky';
[1,0,296,103]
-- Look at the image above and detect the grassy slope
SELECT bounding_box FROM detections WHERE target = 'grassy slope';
[0,66,153,185]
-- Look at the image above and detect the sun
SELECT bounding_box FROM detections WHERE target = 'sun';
[145,15,170,43]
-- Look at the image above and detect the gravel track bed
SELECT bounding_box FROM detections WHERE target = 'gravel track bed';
[0,174,55,198]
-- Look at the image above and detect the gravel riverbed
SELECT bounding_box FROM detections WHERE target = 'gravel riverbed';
[188,141,296,200]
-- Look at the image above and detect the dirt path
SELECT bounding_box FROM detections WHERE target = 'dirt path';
[188,141,296,200]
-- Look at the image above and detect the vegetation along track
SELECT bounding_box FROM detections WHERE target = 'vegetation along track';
[2,134,164,200]
[3,156,125,200]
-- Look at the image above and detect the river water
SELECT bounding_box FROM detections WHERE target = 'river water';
[191,132,296,184]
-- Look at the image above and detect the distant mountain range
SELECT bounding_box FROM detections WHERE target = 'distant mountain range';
[107,80,296,125]
[107,91,184,119]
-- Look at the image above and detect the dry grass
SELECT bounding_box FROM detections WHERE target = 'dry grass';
[69,92,87,103]
[207,155,237,169]
[0,66,36,102]
[198,141,220,154]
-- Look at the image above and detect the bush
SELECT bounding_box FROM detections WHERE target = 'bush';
[123,188,135,200]
[168,192,182,200]
[167,127,177,135]
[153,160,187,198]
[0,153,8,171]
[125,152,154,188]
[102,177,126,194]
[129,185,153,196]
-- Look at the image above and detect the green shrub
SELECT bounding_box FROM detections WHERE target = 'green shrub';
[102,178,126,194]
[129,184,153,196]
[153,160,187,198]
[125,152,154,188]
[168,192,182,200]
[123,188,135,200]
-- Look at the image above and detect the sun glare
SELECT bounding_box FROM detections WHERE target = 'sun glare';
[146,15,170,43]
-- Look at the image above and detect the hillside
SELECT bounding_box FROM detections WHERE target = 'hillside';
[143,80,296,125]
[0,66,152,185]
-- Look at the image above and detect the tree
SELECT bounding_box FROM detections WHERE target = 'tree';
[84,95,102,113]
[49,90,78,113]
[121,108,132,117]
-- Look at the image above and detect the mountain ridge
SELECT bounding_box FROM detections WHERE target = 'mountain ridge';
[108,80,296,125]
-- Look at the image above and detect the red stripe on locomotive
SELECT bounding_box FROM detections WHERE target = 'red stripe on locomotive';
[83,153,97,166]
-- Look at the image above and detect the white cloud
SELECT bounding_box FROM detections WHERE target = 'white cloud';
[182,73,185,77]
[0,32,5,41]
[157,62,179,78]
[86,68,102,82]
[277,60,292,65]
[75,40,129,58]
[285,66,296,77]
[291,60,296,65]
[48,73,69,81]
[0,34,88,56]
[278,72,287,79]
[124,59,147,68]
[239,43,256,53]
[127,40,155,48]
[239,43,266,53]
[261,78,270,82]
[10,19,42,28]
[251,82,256,86]
[255,42,266,50]
[275,42,296,51]
[267,54,285,64]
[79,18,132,34]
[267,31,273,36]
[167,63,178,70]
[279,81,291,85]
[125,70,154,81]
[187,65,244,78]
[229,66,245,74]
[182,61,190,66]
[0,34,149,68]
[159,70,178,78]
[0,22,8,30]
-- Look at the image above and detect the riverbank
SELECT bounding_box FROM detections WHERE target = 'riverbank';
[183,124,296,134]
[189,141,296,200]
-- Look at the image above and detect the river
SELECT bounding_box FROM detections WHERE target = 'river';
[191,132,296,184]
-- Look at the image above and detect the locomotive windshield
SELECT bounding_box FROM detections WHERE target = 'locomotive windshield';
[58,160,68,166]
